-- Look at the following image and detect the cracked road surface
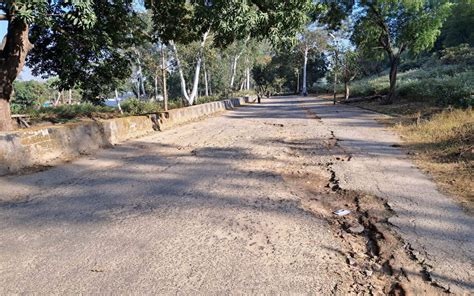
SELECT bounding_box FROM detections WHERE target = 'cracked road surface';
[0,96,472,294]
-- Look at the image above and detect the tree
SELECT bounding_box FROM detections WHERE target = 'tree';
[298,28,328,96]
[339,50,360,100]
[436,0,474,49]
[28,1,145,103]
[0,1,97,130]
[12,80,50,109]
[353,0,452,104]
[148,0,314,105]
[0,1,143,130]
[252,56,274,101]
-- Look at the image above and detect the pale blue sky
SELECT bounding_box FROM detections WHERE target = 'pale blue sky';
[0,21,43,81]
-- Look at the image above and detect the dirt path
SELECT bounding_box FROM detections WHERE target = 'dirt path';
[0,96,471,294]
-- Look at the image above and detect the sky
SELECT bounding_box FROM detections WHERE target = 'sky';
[0,21,44,81]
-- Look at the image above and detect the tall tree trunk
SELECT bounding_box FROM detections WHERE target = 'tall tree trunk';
[385,57,399,104]
[133,48,146,100]
[203,60,209,97]
[170,30,209,106]
[115,89,123,114]
[161,44,168,111]
[229,54,241,89]
[246,67,250,90]
[302,47,308,96]
[344,82,350,101]
[0,19,33,130]
[54,91,61,106]
[208,71,212,96]
[296,70,300,94]
[0,99,12,131]
[154,74,159,101]
[68,89,72,104]
[333,49,339,105]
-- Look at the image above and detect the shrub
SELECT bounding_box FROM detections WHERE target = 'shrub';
[340,63,473,106]
[196,95,222,104]
[440,44,474,66]
[38,104,116,119]
[121,98,163,115]
[233,89,256,97]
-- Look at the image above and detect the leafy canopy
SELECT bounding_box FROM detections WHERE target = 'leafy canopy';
[12,1,145,102]
[353,0,453,59]
[0,0,96,28]
[147,0,314,47]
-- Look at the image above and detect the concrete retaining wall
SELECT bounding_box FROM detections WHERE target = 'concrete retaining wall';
[156,97,250,130]
[0,116,154,175]
[0,97,253,175]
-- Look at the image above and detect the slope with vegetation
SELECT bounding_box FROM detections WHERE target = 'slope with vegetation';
[343,44,473,206]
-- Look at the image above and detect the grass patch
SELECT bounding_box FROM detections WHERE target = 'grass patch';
[353,99,473,209]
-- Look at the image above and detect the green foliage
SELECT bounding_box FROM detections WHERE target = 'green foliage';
[26,1,144,103]
[341,64,473,107]
[338,50,360,83]
[24,104,117,123]
[196,95,223,104]
[440,44,474,65]
[148,0,313,48]
[233,90,256,97]
[121,98,163,115]
[436,0,474,48]
[1,1,96,28]
[353,0,453,58]
[252,61,274,95]
[12,80,51,107]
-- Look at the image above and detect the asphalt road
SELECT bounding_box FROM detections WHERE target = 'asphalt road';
[0,96,472,294]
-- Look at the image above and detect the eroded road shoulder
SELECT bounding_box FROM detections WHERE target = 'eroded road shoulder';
[296,96,473,294]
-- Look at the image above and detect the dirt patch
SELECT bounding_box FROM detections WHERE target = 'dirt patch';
[282,164,449,295]
[304,107,322,121]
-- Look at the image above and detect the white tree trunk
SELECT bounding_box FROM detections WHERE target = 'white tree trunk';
[204,61,209,97]
[171,30,209,105]
[296,70,300,94]
[161,43,168,111]
[115,89,123,114]
[54,91,61,106]
[133,48,146,99]
[230,52,244,89]
[68,89,72,105]
[208,71,212,96]
[302,47,308,96]
[154,74,159,101]
[246,67,250,90]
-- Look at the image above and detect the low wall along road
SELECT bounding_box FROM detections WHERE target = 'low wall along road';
[0,97,254,175]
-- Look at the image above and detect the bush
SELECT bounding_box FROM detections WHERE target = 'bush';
[38,104,116,119]
[340,63,473,107]
[121,98,163,115]
[196,95,222,104]
[440,44,474,66]
[399,56,433,72]
[233,89,256,97]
